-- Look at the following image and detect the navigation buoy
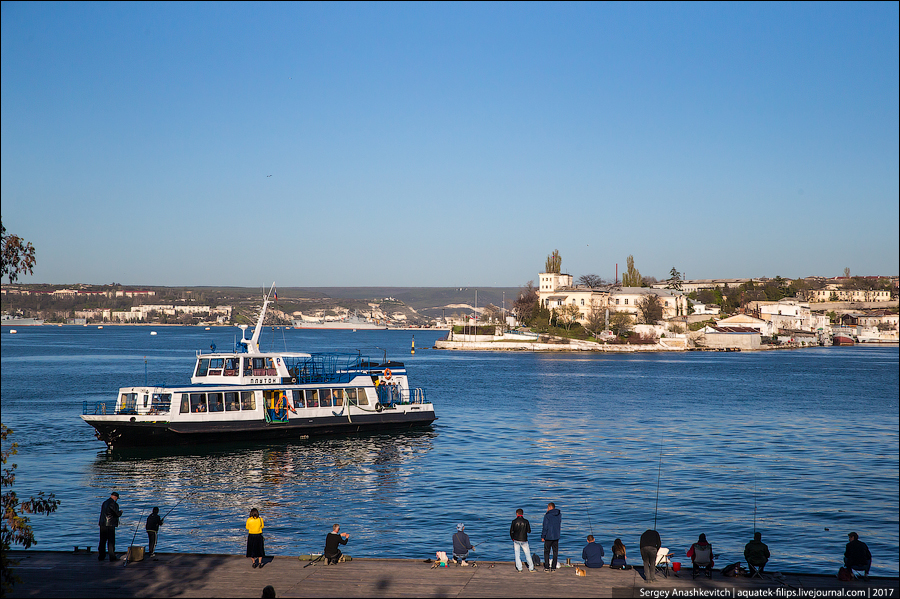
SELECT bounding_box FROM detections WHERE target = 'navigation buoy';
[9,329,16,334]
[98,326,103,329]
[150,331,157,336]
[411,335,415,355]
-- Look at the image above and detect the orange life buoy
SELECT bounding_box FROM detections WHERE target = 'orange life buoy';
[383,368,392,380]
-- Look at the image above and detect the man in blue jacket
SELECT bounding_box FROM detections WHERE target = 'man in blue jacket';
[98,491,123,561]
[541,502,562,572]
[582,535,605,568]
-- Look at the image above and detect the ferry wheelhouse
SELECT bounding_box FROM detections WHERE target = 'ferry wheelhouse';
[82,287,435,449]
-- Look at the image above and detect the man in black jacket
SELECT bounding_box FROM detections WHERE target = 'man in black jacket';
[640,529,661,583]
[98,491,123,561]
[324,523,349,564]
[844,532,872,578]
[509,508,535,572]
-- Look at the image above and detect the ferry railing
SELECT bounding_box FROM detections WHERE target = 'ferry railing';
[83,401,118,415]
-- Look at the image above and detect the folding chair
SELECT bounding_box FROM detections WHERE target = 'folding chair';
[691,545,713,579]
[748,562,765,579]
[655,548,676,578]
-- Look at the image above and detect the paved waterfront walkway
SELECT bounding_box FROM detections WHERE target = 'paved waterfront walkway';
[6,551,898,598]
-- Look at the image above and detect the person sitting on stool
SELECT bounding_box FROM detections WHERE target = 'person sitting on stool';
[744,532,769,576]
[452,523,475,566]
[324,524,349,564]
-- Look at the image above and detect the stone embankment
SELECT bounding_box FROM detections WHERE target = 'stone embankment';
[7,550,898,599]
[435,334,689,352]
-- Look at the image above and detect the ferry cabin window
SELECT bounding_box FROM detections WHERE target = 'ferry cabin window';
[357,388,370,406]
[190,393,207,413]
[305,389,319,408]
[225,392,240,411]
[240,391,256,411]
[252,357,266,375]
[209,358,225,376]
[143,394,149,409]
[180,394,190,414]
[265,357,276,375]
[291,390,304,409]
[224,358,240,376]
[151,393,172,414]
[320,388,332,408]
[196,358,210,377]
[332,389,344,407]
[208,392,224,412]
[120,393,138,413]
[346,388,358,406]
[243,357,253,376]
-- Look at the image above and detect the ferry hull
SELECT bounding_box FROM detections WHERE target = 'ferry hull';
[833,334,855,346]
[84,411,436,448]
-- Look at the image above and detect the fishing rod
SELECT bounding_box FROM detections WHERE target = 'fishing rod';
[123,510,145,567]
[653,440,663,530]
[753,477,758,534]
[303,554,324,568]
[587,506,594,536]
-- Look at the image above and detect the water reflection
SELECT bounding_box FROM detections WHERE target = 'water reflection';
[89,431,436,554]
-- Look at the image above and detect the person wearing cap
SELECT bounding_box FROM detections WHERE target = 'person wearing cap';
[452,523,475,566]
[844,532,872,578]
[744,532,770,576]
[98,491,123,561]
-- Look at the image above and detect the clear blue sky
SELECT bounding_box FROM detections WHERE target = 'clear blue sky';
[2,2,897,287]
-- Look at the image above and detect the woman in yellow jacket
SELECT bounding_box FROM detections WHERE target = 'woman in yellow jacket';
[246,508,265,568]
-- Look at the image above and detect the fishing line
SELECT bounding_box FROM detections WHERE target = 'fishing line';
[587,506,594,537]
[163,492,197,520]
[653,439,663,530]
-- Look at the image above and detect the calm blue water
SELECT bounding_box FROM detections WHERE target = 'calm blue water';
[1,326,897,575]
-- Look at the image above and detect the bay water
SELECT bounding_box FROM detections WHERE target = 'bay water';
[1,326,897,576]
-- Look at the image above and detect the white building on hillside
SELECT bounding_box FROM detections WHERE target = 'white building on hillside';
[537,272,688,324]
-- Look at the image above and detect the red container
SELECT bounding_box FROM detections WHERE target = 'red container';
[672,562,681,572]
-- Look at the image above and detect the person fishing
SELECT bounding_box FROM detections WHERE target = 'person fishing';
[324,523,349,564]
[145,507,163,557]
[98,491,123,562]
[452,523,475,566]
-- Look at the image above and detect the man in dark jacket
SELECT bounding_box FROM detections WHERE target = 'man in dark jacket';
[582,535,605,568]
[324,523,349,564]
[452,523,474,565]
[640,529,661,583]
[509,508,534,572]
[744,532,770,576]
[844,532,872,578]
[145,507,163,557]
[541,502,562,572]
[98,491,123,561]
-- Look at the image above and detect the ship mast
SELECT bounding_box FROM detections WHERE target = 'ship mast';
[241,283,275,355]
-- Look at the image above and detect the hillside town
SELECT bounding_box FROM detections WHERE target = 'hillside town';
[2,251,898,349]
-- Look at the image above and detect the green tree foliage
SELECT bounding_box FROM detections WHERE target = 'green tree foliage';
[545,250,562,273]
[0,221,37,285]
[557,303,582,331]
[637,294,664,323]
[666,267,683,290]
[621,255,643,287]
[608,310,633,336]
[2,425,60,592]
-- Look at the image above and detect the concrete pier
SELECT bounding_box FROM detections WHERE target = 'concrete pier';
[6,550,898,598]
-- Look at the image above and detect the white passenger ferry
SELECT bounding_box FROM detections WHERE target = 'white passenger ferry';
[82,286,435,449]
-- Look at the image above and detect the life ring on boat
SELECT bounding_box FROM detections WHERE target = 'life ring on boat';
[374,402,383,413]
[383,368,392,380]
